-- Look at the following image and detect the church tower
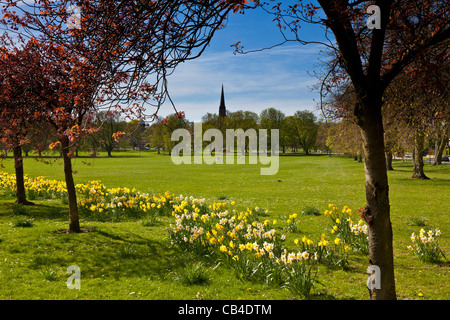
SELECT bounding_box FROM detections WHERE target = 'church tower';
[219,85,227,118]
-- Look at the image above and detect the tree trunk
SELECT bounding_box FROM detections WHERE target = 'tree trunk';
[358,101,396,300]
[358,145,363,163]
[433,127,448,166]
[60,136,81,233]
[412,130,429,179]
[13,145,34,206]
[385,150,394,171]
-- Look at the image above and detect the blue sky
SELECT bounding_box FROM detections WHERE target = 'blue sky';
[156,5,332,122]
[6,1,332,122]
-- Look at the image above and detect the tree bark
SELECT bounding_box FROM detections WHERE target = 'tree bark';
[385,150,394,171]
[412,130,429,179]
[60,136,81,233]
[358,101,396,300]
[433,126,448,166]
[358,145,363,163]
[12,145,34,206]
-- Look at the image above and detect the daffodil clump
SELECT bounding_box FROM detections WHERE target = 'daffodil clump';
[77,180,174,220]
[325,204,369,254]
[168,201,282,258]
[167,200,356,297]
[0,171,174,221]
[408,229,446,263]
[285,213,300,233]
[0,171,67,200]
[168,200,322,297]
[293,234,350,270]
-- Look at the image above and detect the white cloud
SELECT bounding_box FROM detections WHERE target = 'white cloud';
[156,44,325,121]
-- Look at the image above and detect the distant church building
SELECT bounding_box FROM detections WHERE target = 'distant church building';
[218,85,227,128]
[219,85,227,118]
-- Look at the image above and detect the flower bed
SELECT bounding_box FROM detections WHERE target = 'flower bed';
[1,171,370,296]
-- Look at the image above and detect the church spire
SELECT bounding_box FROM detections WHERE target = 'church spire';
[219,85,226,118]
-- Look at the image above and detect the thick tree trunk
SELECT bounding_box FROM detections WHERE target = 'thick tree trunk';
[60,136,81,233]
[412,130,429,179]
[358,102,396,300]
[13,145,34,206]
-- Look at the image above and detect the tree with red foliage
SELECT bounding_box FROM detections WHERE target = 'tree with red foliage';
[1,34,104,232]
[1,0,249,118]
[0,36,49,205]
[1,1,249,233]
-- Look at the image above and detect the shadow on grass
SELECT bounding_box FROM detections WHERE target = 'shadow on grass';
[279,153,328,157]
[0,198,65,219]
[42,226,197,282]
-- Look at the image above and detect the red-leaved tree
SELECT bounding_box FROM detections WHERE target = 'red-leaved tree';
[1,0,249,233]
[0,35,50,205]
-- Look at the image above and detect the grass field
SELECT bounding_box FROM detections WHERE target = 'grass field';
[0,151,448,300]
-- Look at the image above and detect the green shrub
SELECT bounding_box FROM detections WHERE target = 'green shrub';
[140,215,159,227]
[39,267,59,281]
[11,216,34,228]
[282,262,320,298]
[175,262,210,286]
[301,205,320,216]
[113,244,138,259]
[407,217,428,227]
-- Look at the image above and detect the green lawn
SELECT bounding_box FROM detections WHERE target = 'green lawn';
[0,151,448,300]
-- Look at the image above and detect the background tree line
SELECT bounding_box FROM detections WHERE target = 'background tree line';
[6,104,447,170]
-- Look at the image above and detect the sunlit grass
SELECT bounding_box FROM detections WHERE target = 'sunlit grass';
[0,151,448,299]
